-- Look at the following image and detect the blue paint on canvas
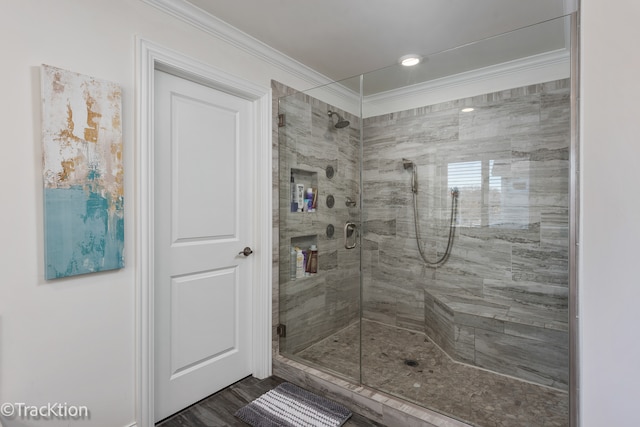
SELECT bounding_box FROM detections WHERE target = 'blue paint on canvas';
[41,65,124,280]
[45,187,124,279]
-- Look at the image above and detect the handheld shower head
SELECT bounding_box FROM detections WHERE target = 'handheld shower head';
[328,110,350,129]
[402,158,418,193]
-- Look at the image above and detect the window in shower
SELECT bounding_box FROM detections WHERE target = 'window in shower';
[447,158,529,228]
[447,160,482,227]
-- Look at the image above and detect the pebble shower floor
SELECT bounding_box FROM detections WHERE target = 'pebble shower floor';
[297,319,569,427]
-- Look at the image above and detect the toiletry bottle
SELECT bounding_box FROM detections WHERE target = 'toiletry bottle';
[290,174,297,212]
[290,247,297,279]
[308,244,318,274]
[306,188,314,212]
[296,184,305,212]
[295,247,304,278]
[303,249,310,276]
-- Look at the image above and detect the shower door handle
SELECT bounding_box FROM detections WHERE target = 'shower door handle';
[344,222,357,249]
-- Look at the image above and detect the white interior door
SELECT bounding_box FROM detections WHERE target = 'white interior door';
[153,69,254,422]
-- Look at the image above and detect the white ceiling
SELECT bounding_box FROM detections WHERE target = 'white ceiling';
[183,0,575,87]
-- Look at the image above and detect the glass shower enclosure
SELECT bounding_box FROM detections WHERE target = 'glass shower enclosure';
[277,15,576,427]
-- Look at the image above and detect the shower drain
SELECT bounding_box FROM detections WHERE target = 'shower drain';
[404,359,419,367]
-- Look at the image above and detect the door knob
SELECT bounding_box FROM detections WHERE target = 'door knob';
[238,247,253,256]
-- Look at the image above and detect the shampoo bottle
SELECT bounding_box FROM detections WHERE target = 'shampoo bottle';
[296,184,305,212]
[308,244,318,274]
[295,247,305,278]
[290,174,298,212]
[303,249,310,276]
[290,247,297,279]
[306,188,314,212]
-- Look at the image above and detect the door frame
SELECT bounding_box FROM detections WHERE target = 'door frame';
[135,38,272,427]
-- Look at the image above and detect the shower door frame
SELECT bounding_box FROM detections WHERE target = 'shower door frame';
[568,11,580,427]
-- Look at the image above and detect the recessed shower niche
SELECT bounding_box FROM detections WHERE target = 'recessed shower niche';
[289,168,317,213]
[289,235,318,278]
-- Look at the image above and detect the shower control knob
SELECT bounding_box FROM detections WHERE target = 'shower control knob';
[238,247,253,256]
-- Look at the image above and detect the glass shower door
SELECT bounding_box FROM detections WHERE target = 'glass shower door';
[276,77,362,382]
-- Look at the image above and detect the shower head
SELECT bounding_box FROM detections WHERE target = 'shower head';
[328,110,350,129]
[403,158,418,194]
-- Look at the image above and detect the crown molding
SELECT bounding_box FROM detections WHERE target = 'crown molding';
[142,0,570,117]
[140,0,359,103]
[363,48,570,116]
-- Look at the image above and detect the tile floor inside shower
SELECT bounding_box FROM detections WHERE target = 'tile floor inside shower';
[295,319,568,427]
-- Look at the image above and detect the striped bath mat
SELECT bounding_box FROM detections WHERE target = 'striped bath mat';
[235,382,352,427]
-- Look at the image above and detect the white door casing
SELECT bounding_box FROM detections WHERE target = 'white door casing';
[153,70,252,421]
[136,38,272,427]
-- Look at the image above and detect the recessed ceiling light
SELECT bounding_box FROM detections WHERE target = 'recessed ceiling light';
[399,54,421,67]
[461,107,475,113]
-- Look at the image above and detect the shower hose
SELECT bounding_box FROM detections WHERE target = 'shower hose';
[412,186,459,268]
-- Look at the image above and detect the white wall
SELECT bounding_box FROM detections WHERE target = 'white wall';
[580,0,640,425]
[0,1,312,426]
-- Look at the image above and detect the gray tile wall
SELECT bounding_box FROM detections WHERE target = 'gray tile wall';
[362,79,570,390]
[274,78,570,391]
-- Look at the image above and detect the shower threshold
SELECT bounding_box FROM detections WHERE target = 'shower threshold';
[293,319,568,427]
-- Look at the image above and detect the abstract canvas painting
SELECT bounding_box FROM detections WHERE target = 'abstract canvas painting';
[41,65,124,279]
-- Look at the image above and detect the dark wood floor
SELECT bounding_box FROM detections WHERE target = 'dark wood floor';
[156,375,384,426]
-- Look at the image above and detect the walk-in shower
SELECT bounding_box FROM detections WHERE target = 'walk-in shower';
[275,14,576,427]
